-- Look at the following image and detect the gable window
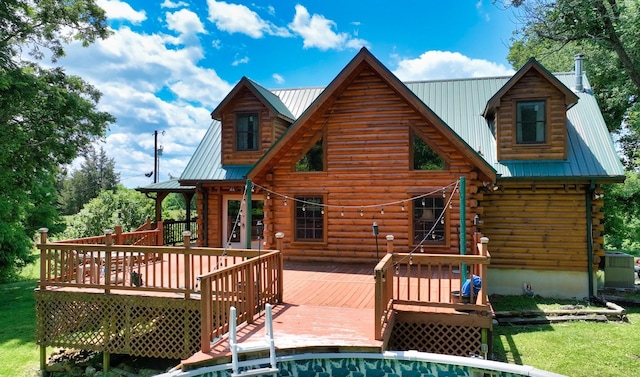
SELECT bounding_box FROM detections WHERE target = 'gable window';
[294,196,324,242]
[516,101,546,144]
[236,114,259,151]
[296,138,324,172]
[413,196,445,244]
[413,134,445,170]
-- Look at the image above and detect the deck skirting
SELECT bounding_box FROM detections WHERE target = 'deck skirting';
[35,289,201,360]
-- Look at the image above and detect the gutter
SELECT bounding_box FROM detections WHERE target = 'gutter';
[586,180,595,299]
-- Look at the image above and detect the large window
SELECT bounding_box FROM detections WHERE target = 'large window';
[413,134,444,170]
[236,114,259,151]
[294,196,324,242]
[295,138,324,172]
[413,196,445,244]
[516,101,546,144]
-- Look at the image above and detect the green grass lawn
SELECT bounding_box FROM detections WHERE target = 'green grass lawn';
[492,295,640,377]
[3,260,640,377]
[0,261,42,377]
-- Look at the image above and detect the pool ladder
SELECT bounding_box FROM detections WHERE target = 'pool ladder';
[229,304,279,377]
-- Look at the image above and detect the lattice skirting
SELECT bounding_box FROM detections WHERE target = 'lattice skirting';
[388,320,484,357]
[35,290,201,359]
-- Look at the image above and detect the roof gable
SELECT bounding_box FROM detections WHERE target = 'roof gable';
[248,47,496,180]
[483,58,580,117]
[211,77,295,122]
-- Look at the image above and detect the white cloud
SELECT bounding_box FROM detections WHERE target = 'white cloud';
[392,51,514,81]
[272,73,284,84]
[96,0,146,23]
[288,5,366,51]
[166,9,206,43]
[206,0,290,38]
[231,56,250,66]
[161,0,189,9]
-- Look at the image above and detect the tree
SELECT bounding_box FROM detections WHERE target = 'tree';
[504,0,640,169]
[0,1,112,281]
[59,146,120,215]
[61,187,155,240]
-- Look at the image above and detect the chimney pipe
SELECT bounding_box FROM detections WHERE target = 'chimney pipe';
[575,53,584,92]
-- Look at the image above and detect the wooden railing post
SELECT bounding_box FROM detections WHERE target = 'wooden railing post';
[200,276,212,353]
[275,232,284,302]
[479,237,489,305]
[386,234,394,254]
[157,221,164,246]
[114,225,123,245]
[104,229,113,293]
[183,231,191,299]
[38,228,48,289]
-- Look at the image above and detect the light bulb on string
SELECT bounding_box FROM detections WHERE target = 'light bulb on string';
[321,208,324,215]
[284,196,288,206]
[360,207,364,216]
[442,189,446,198]
[394,264,399,275]
[267,193,271,200]
[409,256,413,265]
[401,202,405,211]
[302,204,306,212]
[432,233,436,239]
[341,207,344,217]
[380,206,384,215]
[421,197,426,207]
[440,218,445,224]
[420,245,424,253]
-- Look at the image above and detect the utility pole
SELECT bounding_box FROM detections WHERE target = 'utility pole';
[153,130,164,183]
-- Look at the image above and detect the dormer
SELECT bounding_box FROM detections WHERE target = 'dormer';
[211,77,294,166]
[483,59,579,161]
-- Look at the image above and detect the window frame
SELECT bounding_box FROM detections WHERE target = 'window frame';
[411,194,447,246]
[411,130,446,171]
[293,195,326,243]
[515,100,547,145]
[235,113,260,151]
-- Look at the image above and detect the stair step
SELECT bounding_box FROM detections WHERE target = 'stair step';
[231,367,279,377]
[235,340,270,353]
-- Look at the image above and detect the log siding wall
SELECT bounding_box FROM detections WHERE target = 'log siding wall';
[480,182,604,272]
[496,70,568,161]
[256,67,482,261]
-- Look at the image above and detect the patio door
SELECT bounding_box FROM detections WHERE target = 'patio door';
[223,197,264,249]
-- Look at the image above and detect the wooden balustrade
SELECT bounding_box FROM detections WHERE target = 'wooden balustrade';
[197,249,283,353]
[374,234,491,340]
[38,228,262,296]
[52,223,164,246]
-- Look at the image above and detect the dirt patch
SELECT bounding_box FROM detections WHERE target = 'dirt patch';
[46,349,180,376]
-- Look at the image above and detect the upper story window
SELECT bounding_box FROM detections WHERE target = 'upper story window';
[413,134,445,170]
[516,101,546,144]
[295,138,324,172]
[236,114,259,151]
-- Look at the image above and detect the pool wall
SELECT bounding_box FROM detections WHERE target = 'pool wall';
[159,351,566,377]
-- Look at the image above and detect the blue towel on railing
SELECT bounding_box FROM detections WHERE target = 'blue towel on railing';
[462,275,482,296]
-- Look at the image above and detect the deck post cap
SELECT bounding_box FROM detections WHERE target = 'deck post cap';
[38,228,49,233]
[480,237,489,244]
[275,232,285,239]
[104,229,114,235]
[386,235,394,241]
[182,231,192,237]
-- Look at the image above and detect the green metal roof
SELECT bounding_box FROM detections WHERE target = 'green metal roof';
[136,179,195,193]
[246,79,296,121]
[179,72,624,184]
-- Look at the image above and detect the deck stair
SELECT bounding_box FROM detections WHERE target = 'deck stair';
[229,304,279,377]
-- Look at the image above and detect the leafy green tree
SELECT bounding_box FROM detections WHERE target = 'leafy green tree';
[61,187,155,240]
[59,146,120,215]
[603,171,640,250]
[0,1,112,281]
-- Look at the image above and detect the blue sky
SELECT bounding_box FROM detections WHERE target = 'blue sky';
[57,0,520,188]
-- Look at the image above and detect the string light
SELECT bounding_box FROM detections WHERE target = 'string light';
[321,208,324,215]
[360,207,364,216]
[341,207,344,216]
[409,256,413,265]
[284,196,288,206]
[421,197,426,207]
[420,245,424,253]
[401,202,405,211]
[380,206,384,214]
[442,188,446,198]
[395,264,399,275]
[302,204,306,212]
[267,193,271,200]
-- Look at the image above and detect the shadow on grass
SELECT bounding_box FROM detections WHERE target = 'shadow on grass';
[0,279,38,347]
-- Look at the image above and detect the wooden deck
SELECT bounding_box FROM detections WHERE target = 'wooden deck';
[183,261,466,369]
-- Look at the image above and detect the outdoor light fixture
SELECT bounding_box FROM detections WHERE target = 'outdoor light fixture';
[372,222,379,259]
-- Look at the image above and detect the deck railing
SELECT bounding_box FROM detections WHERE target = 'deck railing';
[52,222,164,246]
[197,247,283,352]
[38,228,253,297]
[161,219,198,245]
[374,234,491,340]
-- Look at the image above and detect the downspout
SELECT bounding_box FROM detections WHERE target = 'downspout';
[586,180,595,299]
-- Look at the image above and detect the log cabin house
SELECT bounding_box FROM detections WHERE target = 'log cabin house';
[179,47,624,299]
